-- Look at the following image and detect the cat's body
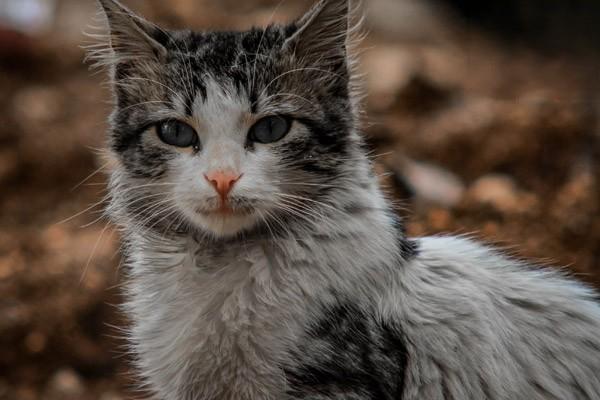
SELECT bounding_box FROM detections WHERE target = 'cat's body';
[92,0,600,399]
[124,220,600,400]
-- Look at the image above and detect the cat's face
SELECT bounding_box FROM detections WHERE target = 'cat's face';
[95,0,364,238]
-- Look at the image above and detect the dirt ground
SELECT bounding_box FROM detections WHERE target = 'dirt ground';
[0,0,598,399]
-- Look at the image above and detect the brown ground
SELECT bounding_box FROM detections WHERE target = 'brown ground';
[0,1,598,399]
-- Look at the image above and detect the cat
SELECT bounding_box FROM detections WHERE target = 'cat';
[89,0,600,399]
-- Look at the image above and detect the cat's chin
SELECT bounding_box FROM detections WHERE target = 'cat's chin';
[191,210,260,238]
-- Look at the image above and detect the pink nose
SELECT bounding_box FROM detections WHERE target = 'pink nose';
[204,170,242,200]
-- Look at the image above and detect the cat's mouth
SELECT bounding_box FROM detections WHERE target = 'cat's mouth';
[190,201,261,237]
[191,197,261,235]
[192,200,260,236]
[196,204,255,217]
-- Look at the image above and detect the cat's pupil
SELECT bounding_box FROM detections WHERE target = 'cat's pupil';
[157,120,198,148]
[249,116,291,144]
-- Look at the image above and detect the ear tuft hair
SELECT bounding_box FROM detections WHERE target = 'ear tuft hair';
[284,0,352,67]
[84,0,167,70]
[284,0,366,124]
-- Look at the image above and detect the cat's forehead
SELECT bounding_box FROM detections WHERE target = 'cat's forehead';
[157,26,299,112]
[165,26,293,71]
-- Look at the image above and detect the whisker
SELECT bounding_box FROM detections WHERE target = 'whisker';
[80,221,113,284]
[71,161,111,192]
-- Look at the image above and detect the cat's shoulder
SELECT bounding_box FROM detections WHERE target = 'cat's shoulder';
[402,234,600,329]
[407,235,597,299]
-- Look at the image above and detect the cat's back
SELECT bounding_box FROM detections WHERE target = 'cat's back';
[396,235,600,399]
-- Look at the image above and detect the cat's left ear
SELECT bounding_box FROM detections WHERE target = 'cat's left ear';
[88,0,168,68]
[283,0,352,70]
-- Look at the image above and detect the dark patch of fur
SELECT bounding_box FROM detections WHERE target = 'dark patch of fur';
[285,302,408,399]
[399,238,419,260]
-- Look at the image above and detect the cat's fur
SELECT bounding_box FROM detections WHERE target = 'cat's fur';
[90,0,600,399]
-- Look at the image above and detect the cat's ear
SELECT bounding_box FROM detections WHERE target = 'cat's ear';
[283,0,351,69]
[88,0,167,68]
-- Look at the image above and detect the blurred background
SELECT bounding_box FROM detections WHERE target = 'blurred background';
[0,0,599,398]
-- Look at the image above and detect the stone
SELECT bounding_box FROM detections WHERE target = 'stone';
[466,174,536,214]
[393,156,466,207]
[45,369,85,399]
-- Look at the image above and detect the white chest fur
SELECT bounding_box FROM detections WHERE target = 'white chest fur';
[122,205,401,400]
[125,238,307,400]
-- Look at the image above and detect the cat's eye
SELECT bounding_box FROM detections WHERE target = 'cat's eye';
[156,120,199,148]
[248,116,292,144]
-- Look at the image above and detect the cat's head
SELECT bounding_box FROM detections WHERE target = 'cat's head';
[92,0,371,239]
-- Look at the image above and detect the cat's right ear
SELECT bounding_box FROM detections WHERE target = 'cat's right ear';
[282,0,350,69]
[87,0,167,68]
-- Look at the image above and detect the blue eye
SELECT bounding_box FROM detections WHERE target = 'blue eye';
[157,120,199,148]
[248,116,292,144]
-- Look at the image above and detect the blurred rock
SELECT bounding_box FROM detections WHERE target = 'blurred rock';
[427,207,453,230]
[0,302,31,331]
[0,0,55,34]
[393,74,454,114]
[363,47,454,115]
[0,249,25,281]
[421,96,501,145]
[388,156,465,207]
[0,27,35,61]
[0,149,19,183]
[12,86,63,126]
[24,331,47,354]
[551,162,597,236]
[366,0,447,40]
[363,46,420,111]
[466,174,537,214]
[45,369,85,400]
[100,392,123,400]
[0,380,8,398]
[13,387,36,400]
